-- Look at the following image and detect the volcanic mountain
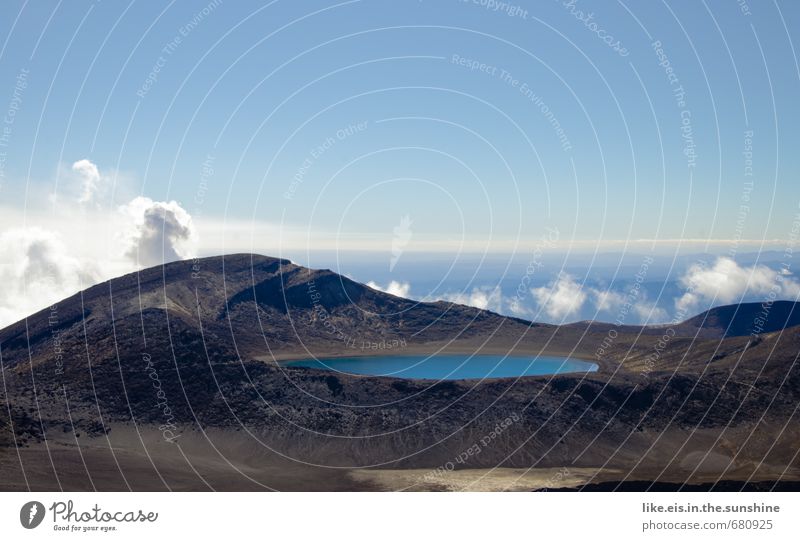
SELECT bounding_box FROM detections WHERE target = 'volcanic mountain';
[1,254,799,491]
[0,253,553,369]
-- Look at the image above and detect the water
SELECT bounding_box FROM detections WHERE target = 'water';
[286,354,598,380]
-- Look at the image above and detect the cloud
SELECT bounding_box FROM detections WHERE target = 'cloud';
[676,257,800,312]
[0,159,204,326]
[0,193,198,326]
[366,274,673,325]
[374,281,507,313]
[437,286,504,312]
[72,158,103,204]
[593,289,627,313]
[0,228,101,327]
[633,299,669,323]
[120,197,197,267]
[390,215,413,271]
[507,297,533,316]
[591,287,670,324]
[367,280,411,298]
[531,273,587,319]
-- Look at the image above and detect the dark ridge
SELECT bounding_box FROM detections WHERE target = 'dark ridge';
[225,274,292,314]
[223,268,371,317]
[682,300,800,337]
[566,300,800,339]
[285,270,367,310]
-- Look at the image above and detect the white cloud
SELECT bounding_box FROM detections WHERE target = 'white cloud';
[676,257,800,312]
[72,158,103,205]
[593,289,627,313]
[633,300,669,323]
[531,273,587,319]
[367,280,411,298]
[120,197,197,267]
[0,159,203,326]
[0,228,102,327]
[367,276,671,325]
[591,287,670,324]
[437,286,504,312]
[507,297,533,316]
[390,215,413,271]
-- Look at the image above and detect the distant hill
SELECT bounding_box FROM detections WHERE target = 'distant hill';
[680,300,800,337]
[566,300,800,339]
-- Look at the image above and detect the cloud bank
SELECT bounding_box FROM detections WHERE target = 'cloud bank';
[0,228,101,327]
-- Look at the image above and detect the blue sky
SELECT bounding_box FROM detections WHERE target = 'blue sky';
[1,0,798,246]
[1,1,799,325]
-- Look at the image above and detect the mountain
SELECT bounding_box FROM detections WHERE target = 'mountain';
[0,253,550,371]
[1,254,799,490]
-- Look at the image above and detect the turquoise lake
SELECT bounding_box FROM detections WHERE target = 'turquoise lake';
[286,354,598,380]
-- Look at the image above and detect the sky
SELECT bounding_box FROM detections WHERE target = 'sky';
[1,0,799,326]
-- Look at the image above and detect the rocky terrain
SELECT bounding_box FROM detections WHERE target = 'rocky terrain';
[1,254,798,491]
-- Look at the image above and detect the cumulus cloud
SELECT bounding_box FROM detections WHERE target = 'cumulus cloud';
[120,197,197,267]
[531,273,587,319]
[437,286,504,312]
[366,273,676,325]
[0,160,203,326]
[507,297,533,317]
[676,257,800,312]
[370,281,507,313]
[351,258,800,326]
[528,275,672,324]
[593,289,627,313]
[367,280,411,298]
[0,228,101,327]
[72,158,103,204]
[633,299,669,323]
[591,287,669,324]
